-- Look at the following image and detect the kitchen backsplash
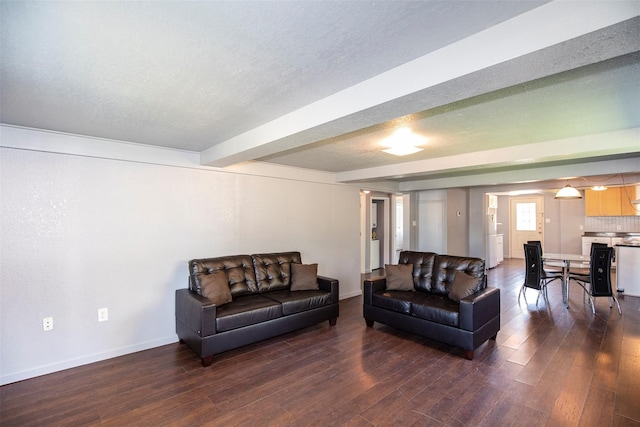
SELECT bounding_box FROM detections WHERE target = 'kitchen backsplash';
[585,216,640,232]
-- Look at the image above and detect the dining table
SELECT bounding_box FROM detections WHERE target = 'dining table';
[542,252,590,308]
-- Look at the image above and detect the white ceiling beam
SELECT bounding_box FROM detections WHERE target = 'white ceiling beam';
[335,128,640,183]
[398,156,640,192]
[200,1,640,167]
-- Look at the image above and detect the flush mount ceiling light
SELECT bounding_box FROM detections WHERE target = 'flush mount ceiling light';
[380,127,425,156]
[591,185,608,191]
[383,145,422,156]
[555,184,582,199]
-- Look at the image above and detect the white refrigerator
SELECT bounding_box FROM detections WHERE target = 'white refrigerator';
[616,243,640,296]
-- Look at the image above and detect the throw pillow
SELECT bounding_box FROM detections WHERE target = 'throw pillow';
[385,263,414,291]
[448,271,481,302]
[291,263,319,291]
[200,270,233,306]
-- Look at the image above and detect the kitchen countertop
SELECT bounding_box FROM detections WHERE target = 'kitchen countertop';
[583,232,640,237]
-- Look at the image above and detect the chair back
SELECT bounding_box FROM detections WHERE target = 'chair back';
[523,243,544,291]
[528,241,543,256]
[590,246,614,297]
[590,242,608,255]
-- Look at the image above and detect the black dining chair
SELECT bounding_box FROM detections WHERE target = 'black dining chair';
[569,242,609,299]
[528,240,563,275]
[568,246,621,315]
[519,243,563,307]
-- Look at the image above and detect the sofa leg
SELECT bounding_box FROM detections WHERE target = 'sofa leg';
[463,350,474,360]
[201,355,214,367]
[329,318,337,326]
[365,319,374,328]
[490,333,498,340]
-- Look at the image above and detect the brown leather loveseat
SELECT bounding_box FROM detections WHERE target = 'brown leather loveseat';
[363,250,499,360]
[176,251,339,366]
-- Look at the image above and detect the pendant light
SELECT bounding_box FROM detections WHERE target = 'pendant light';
[555,184,582,199]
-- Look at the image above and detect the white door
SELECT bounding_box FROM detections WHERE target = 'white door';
[418,199,446,254]
[509,196,544,259]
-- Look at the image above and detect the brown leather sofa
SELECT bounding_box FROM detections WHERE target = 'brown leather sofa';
[363,251,500,360]
[176,251,339,366]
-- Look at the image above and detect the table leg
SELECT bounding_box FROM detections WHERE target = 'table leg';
[563,261,570,308]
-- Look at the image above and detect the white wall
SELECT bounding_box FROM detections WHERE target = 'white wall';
[446,188,468,257]
[0,138,361,385]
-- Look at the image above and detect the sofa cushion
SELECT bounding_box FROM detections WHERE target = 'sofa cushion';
[290,263,319,291]
[200,270,232,306]
[397,251,437,292]
[385,264,414,291]
[215,294,282,332]
[190,255,258,297]
[409,292,460,327]
[448,271,482,302]
[371,291,412,314]
[263,290,331,315]
[253,252,302,292]
[432,255,486,296]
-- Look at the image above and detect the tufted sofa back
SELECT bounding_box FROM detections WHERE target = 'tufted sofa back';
[397,251,486,296]
[397,251,437,292]
[188,252,303,297]
[432,255,486,296]
[253,252,302,292]
[189,255,258,297]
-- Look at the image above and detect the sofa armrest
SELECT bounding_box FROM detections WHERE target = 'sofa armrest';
[175,288,217,337]
[363,276,386,306]
[318,275,339,304]
[458,286,500,332]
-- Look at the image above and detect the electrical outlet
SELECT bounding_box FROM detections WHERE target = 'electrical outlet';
[616,225,622,231]
[43,317,53,331]
[98,307,108,322]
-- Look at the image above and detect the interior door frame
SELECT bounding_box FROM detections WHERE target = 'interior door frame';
[372,196,391,269]
[509,195,545,259]
[360,192,392,273]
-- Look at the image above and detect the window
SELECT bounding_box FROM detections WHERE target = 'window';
[516,202,537,231]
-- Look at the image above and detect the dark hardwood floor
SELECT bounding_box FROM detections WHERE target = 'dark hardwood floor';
[2,258,639,426]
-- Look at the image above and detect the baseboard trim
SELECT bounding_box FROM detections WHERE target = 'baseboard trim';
[340,289,362,300]
[0,335,178,386]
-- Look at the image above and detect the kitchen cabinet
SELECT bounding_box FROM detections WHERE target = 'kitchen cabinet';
[585,186,637,216]
[585,188,621,216]
[620,186,637,216]
[487,194,497,210]
[582,236,620,268]
[496,235,504,263]
[487,234,503,269]
[581,236,611,256]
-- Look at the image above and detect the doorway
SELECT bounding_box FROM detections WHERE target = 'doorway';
[509,196,545,259]
[361,192,407,273]
[371,197,389,271]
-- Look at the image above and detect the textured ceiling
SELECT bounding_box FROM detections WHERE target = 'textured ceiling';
[260,52,640,173]
[1,1,639,189]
